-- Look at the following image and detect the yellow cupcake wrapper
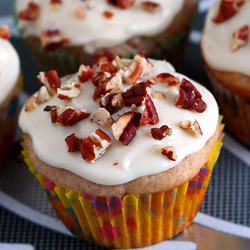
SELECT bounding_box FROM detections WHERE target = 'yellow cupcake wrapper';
[22,117,224,249]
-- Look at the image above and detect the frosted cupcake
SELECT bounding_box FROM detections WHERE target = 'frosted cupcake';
[201,0,250,146]
[15,0,198,76]
[0,26,21,168]
[19,53,223,248]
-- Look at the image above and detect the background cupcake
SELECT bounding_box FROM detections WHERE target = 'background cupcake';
[201,0,250,147]
[19,53,223,248]
[15,0,198,76]
[0,25,21,168]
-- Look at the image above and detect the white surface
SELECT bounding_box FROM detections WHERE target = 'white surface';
[0,244,34,250]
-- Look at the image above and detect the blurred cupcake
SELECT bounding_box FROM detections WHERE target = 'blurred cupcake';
[15,0,198,76]
[201,0,250,146]
[19,53,223,248]
[0,26,21,168]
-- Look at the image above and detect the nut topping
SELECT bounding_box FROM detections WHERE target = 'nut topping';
[103,11,114,19]
[57,87,81,100]
[75,7,85,19]
[175,78,207,113]
[91,108,114,126]
[161,146,177,161]
[100,93,123,115]
[24,96,38,112]
[155,73,179,86]
[134,55,154,75]
[37,70,61,96]
[141,94,159,125]
[178,120,203,138]
[77,65,95,83]
[18,2,40,21]
[152,91,165,99]
[44,105,90,126]
[151,125,172,140]
[100,61,117,74]
[36,86,52,105]
[111,111,141,145]
[0,25,10,40]
[108,0,135,9]
[121,61,143,85]
[213,0,245,23]
[230,25,249,52]
[65,133,84,152]
[141,1,161,13]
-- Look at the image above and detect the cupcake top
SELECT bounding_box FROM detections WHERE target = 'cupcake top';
[16,0,185,53]
[0,26,20,105]
[19,53,219,185]
[201,0,250,76]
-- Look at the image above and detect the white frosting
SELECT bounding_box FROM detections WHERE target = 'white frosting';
[16,0,185,53]
[19,59,219,185]
[201,0,250,76]
[0,38,20,105]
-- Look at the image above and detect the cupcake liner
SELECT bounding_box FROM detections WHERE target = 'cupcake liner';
[0,76,22,168]
[21,119,223,249]
[207,70,250,146]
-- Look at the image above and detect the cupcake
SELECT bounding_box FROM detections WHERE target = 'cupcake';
[19,53,223,248]
[201,0,250,146]
[15,0,198,76]
[0,26,21,168]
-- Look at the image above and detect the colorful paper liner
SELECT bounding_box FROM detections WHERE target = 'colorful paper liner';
[21,118,223,249]
[0,76,22,168]
[207,70,250,147]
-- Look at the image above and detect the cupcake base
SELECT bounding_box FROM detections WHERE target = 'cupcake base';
[22,121,223,249]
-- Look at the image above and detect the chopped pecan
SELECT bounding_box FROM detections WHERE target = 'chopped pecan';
[50,0,62,4]
[141,94,159,125]
[91,108,114,126]
[111,111,141,145]
[37,70,61,96]
[121,61,143,85]
[50,0,62,9]
[141,1,161,13]
[57,87,80,100]
[155,73,179,86]
[103,11,114,19]
[117,0,135,8]
[100,61,117,74]
[75,7,85,19]
[134,54,154,75]
[65,133,84,152]
[0,25,10,40]
[18,1,40,21]
[36,86,52,105]
[230,25,249,52]
[151,125,172,140]
[114,56,130,69]
[212,0,245,23]
[25,96,38,112]
[152,91,165,99]
[178,120,203,138]
[41,29,70,51]
[81,129,112,163]
[175,78,207,113]
[161,146,177,161]
[44,105,90,126]
[122,82,151,106]
[92,72,109,87]
[77,65,95,83]
[100,93,122,115]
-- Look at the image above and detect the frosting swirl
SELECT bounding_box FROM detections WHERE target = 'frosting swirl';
[16,0,185,53]
[19,58,219,185]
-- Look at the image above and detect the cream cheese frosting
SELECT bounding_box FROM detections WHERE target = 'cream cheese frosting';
[19,58,219,185]
[16,0,185,53]
[201,0,250,76]
[0,38,20,105]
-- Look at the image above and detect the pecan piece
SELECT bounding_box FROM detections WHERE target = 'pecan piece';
[100,93,122,115]
[36,86,52,105]
[114,56,130,69]
[91,108,114,126]
[122,82,151,106]
[44,105,90,126]
[111,111,141,145]
[155,73,179,86]
[151,125,172,140]
[25,96,38,112]
[175,78,207,113]
[230,25,249,52]
[100,61,117,74]
[65,133,84,152]
[57,87,80,100]
[178,120,203,138]
[77,65,95,83]
[152,91,165,99]
[92,72,110,87]
[103,11,114,19]
[81,129,112,163]
[37,70,61,96]
[75,7,85,19]
[18,1,40,21]
[161,146,177,161]
[134,54,154,75]
[121,61,143,85]
[212,0,245,23]
[0,25,10,40]
[141,1,161,13]
[41,29,70,51]
[141,94,159,125]
[117,0,135,8]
